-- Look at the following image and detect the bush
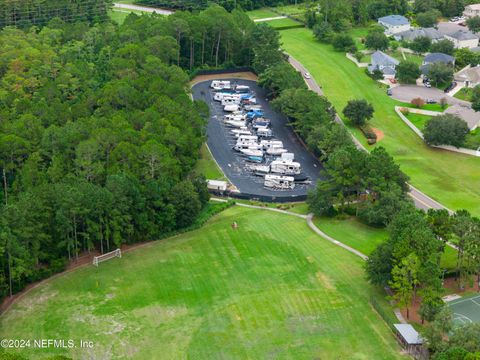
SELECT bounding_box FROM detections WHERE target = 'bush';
[360,125,378,141]
[411,97,425,108]
[423,115,470,148]
[332,34,355,52]
[400,107,410,115]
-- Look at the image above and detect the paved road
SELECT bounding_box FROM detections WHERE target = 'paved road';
[113,3,173,15]
[192,79,325,201]
[287,54,451,213]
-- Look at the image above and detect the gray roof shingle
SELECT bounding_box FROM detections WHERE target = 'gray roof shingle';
[447,30,478,41]
[378,15,410,26]
[424,53,455,64]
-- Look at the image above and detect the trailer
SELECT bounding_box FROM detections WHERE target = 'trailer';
[221,97,241,106]
[235,85,250,93]
[260,140,283,149]
[207,180,228,192]
[214,92,237,101]
[231,129,252,137]
[266,147,288,155]
[270,160,301,175]
[234,143,262,152]
[264,174,295,190]
[256,127,273,138]
[210,80,231,89]
[237,135,258,143]
[224,113,246,121]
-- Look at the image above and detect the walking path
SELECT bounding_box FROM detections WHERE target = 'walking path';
[286,53,452,213]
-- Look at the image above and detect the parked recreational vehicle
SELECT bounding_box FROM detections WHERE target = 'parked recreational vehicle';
[237,135,258,143]
[235,85,250,93]
[214,92,236,101]
[234,142,262,152]
[266,147,288,155]
[207,180,228,192]
[224,104,240,112]
[264,174,295,190]
[270,160,301,175]
[210,80,231,89]
[260,140,283,149]
[221,97,241,106]
[280,153,295,161]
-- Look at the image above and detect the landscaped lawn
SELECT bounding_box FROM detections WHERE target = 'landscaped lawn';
[453,87,473,102]
[0,206,405,359]
[195,143,225,180]
[246,8,278,20]
[385,50,424,66]
[403,112,432,131]
[281,28,480,217]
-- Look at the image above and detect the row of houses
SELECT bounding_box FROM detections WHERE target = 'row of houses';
[378,13,480,49]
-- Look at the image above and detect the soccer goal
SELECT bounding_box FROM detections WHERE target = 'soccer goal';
[93,248,122,266]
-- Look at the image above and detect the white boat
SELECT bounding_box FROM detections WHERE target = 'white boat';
[266,147,288,155]
[225,120,246,128]
[231,129,252,137]
[224,104,240,112]
[240,148,264,157]
[256,127,273,138]
[261,140,283,149]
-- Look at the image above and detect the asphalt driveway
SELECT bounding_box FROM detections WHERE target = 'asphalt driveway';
[192,79,325,201]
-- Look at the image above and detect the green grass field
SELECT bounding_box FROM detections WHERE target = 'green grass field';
[264,17,303,29]
[453,87,473,101]
[404,112,432,131]
[1,206,405,359]
[247,8,278,20]
[281,28,480,217]
[195,143,225,180]
[313,215,457,270]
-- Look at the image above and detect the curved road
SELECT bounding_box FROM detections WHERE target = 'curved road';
[287,55,451,213]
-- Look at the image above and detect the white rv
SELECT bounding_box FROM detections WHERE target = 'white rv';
[207,180,228,192]
[221,97,241,106]
[210,80,231,89]
[260,140,283,149]
[214,92,237,101]
[234,142,262,152]
[264,174,295,190]
[270,160,301,175]
[235,85,250,93]
[224,104,240,112]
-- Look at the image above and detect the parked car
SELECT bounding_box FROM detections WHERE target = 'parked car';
[425,82,432,88]
[426,99,437,104]
[444,82,457,93]
[304,72,311,79]
[387,88,392,96]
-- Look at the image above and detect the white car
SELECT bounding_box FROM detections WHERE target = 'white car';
[304,72,311,79]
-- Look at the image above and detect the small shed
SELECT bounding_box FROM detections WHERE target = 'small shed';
[393,324,424,358]
[207,180,228,192]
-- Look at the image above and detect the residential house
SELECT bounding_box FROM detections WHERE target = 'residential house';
[455,65,480,88]
[395,27,444,42]
[378,15,411,35]
[463,4,480,18]
[368,51,400,79]
[444,30,479,49]
[421,53,455,75]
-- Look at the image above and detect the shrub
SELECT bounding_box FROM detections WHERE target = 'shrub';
[411,97,425,108]
[423,115,470,148]
[400,107,410,115]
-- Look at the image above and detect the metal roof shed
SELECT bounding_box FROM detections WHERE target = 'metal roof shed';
[394,324,423,345]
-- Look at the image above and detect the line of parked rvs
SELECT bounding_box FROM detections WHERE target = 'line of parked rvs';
[210,80,310,191]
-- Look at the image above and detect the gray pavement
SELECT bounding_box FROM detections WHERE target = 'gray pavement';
[286,53,452,213]
[391,85,469,106]
[192,79,325,201]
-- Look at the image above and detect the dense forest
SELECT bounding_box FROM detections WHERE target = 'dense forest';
[0,5,276,301]
[140,0,303,11]
[0,0,111,28]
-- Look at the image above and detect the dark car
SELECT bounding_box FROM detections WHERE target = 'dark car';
[444,82,457,93]
[387,88,392,96]
[426,99,437,104]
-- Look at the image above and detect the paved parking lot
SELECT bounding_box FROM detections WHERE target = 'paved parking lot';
[391,85,466,105]
[192,79,325,200]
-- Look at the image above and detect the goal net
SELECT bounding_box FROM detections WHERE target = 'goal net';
[93,248,122,266]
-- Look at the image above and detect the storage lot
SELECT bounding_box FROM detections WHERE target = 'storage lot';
[192,79,324,201]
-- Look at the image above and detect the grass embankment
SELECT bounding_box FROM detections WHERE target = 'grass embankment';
[313,216,457,271]
[195,143,225,180]
[0,206,405,359]
[280,28,480,216]
[265,17,303,29]
[247,8,278,20]
[453,87,473,101]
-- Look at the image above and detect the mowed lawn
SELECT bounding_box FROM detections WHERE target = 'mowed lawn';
[281,28,480,217]
[1,207,405,359]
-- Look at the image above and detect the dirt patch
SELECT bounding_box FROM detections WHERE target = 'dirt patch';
[372,128,384,142]
[316,272,335,290]
[190,71,258,86]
